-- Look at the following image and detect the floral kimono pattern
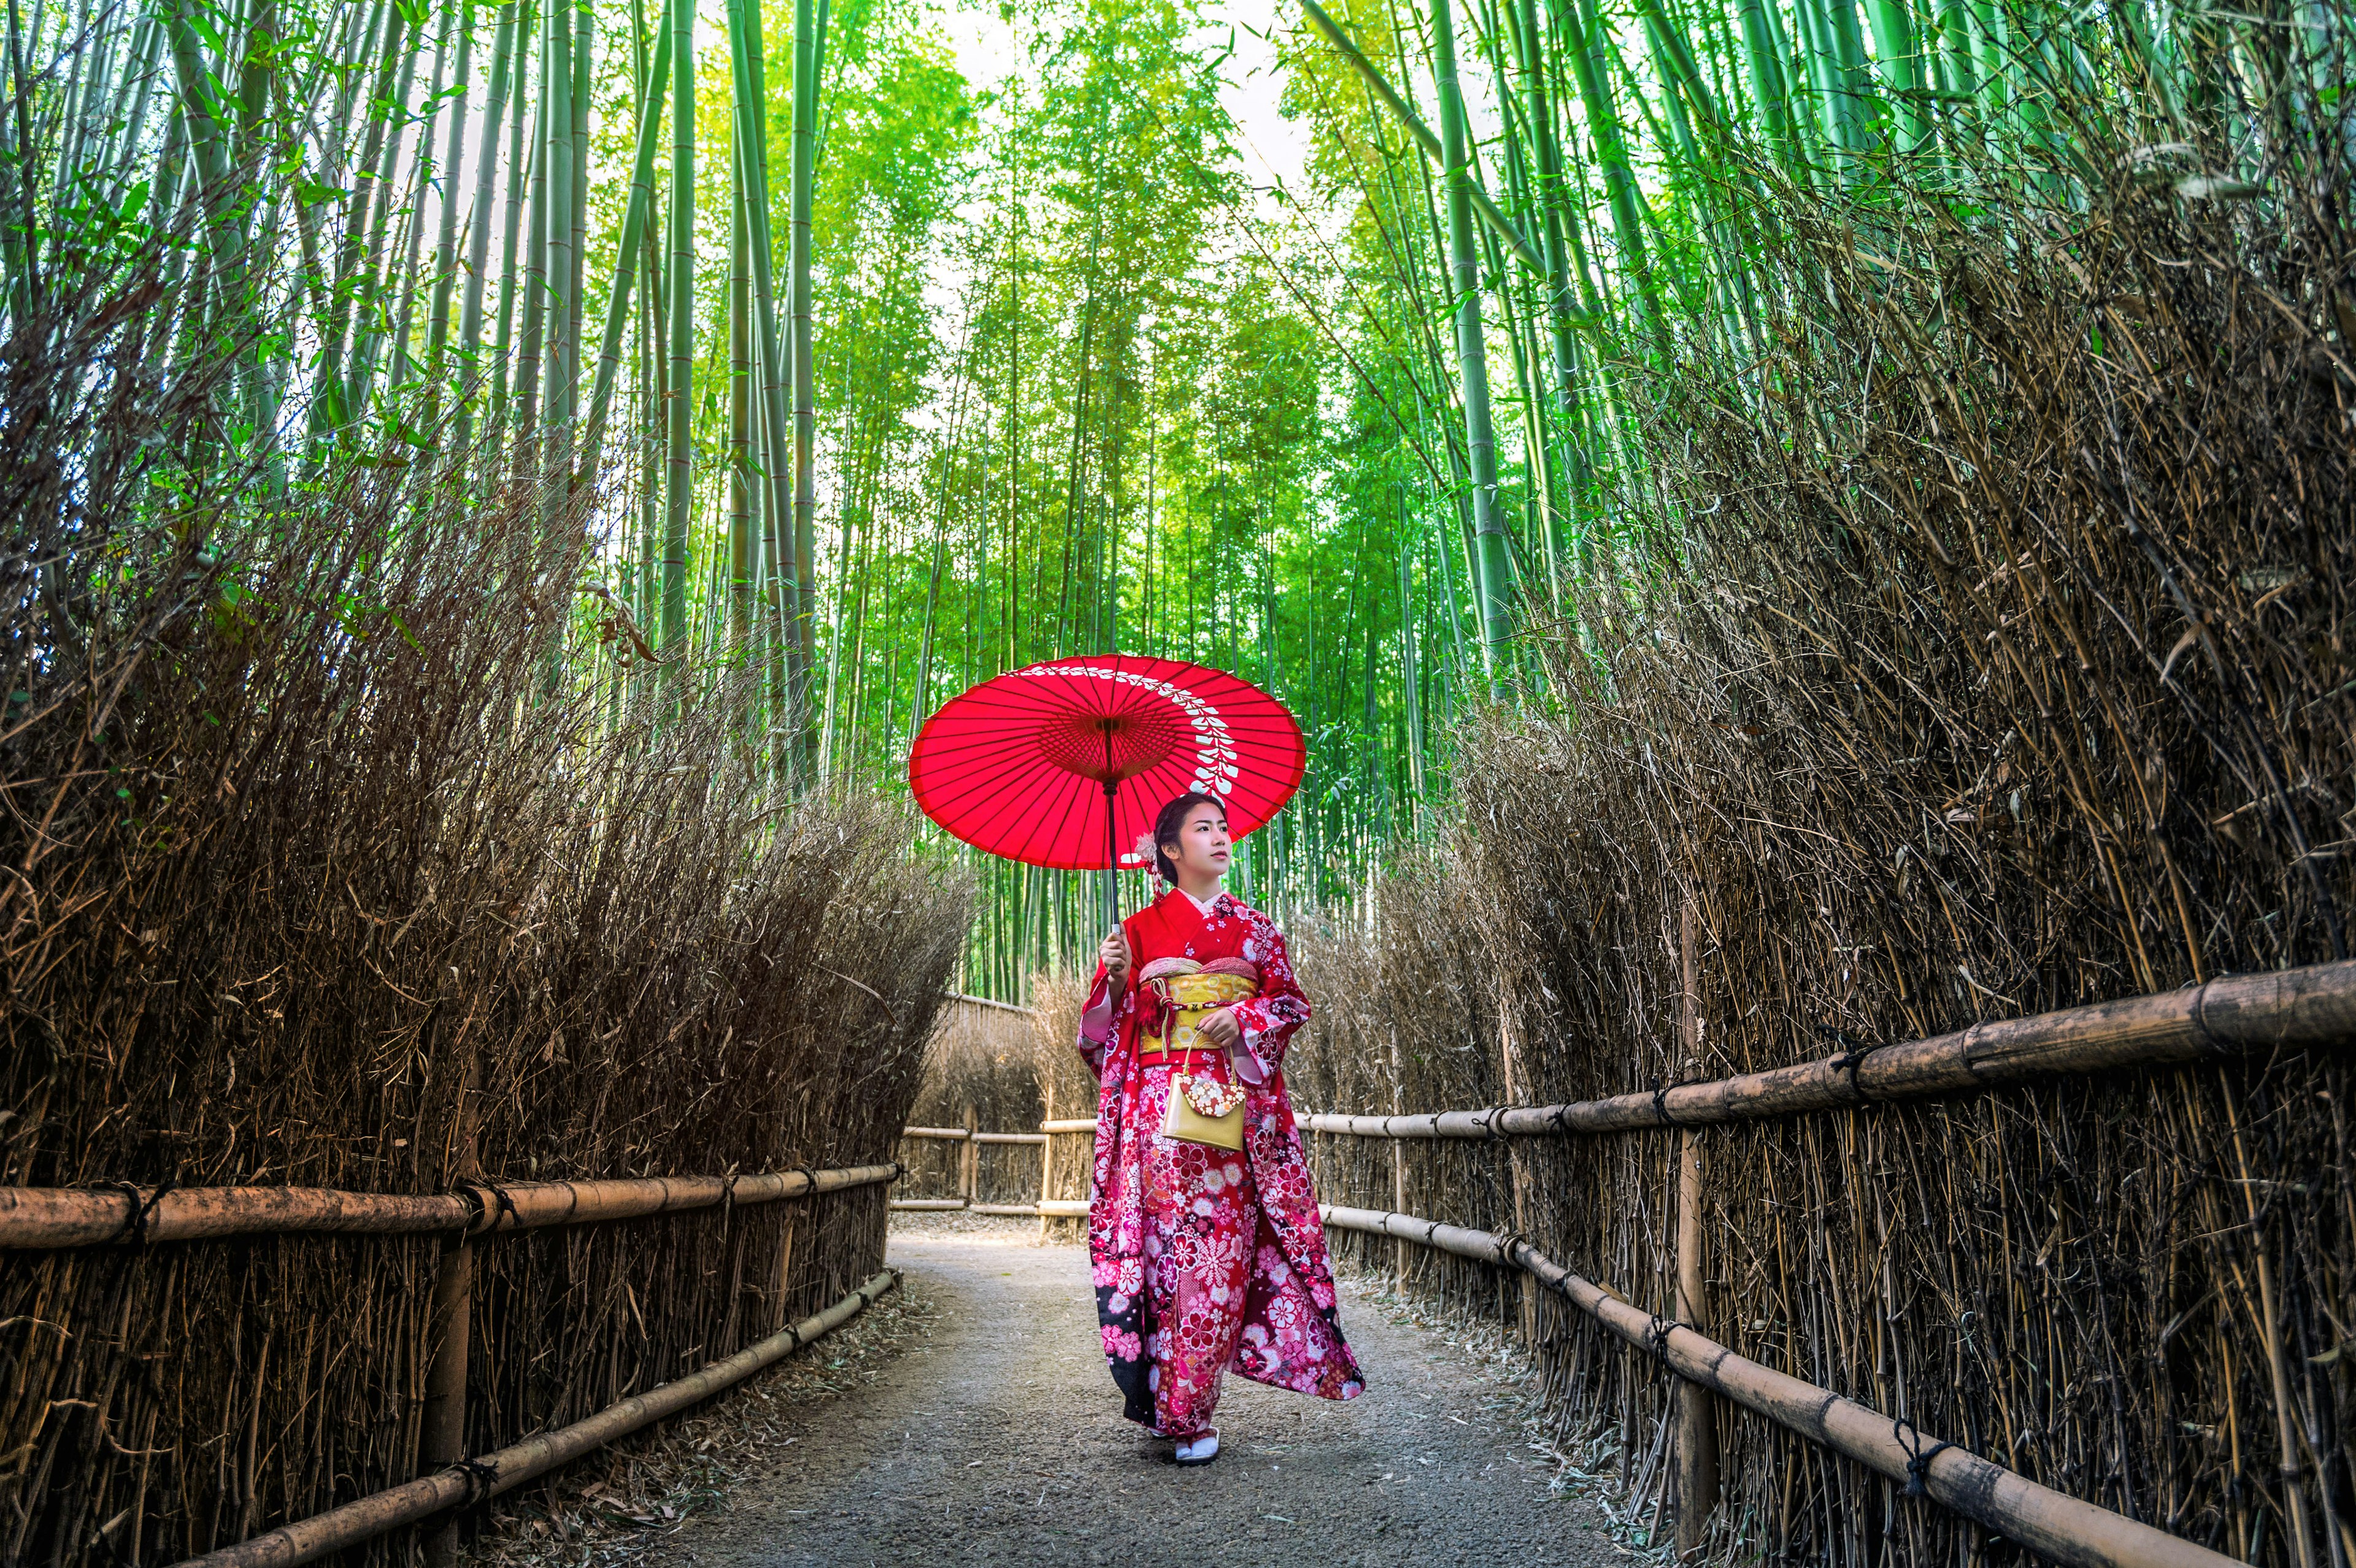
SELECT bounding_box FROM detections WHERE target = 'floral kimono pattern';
[1080,887,1364,1437]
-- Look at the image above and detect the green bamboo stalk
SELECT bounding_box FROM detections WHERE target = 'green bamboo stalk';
[1863,0,1927,148]
[1431,0,1512,672]
[383,17,453,401]
[426,0,476,381]
[318,2,420,431]
[566,0,591,438]
[789,0,822,763]
[1508,0,1590,477]
[578,0,671,475]
[488,0,536,448]
[639,182,664,643]
[512,98,546,458]
[661,0,692,663]
[725,0,801,774]
[730,139,753,653]
[537,0,574,520]
[456,0,518,458]
[1557,0,1670,358]
[1733,0,1801,169]
[1301,0,1546,275]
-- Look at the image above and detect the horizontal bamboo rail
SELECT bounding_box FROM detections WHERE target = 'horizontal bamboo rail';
[883,1197,1087,1216]
[0,1164,901,1250]
[899,1126,972,1140]
[1040,1118,1097,1134]
[971,1131,1045,1145]
[168,1270,899,1568]
[1300,958,2356,1138]
[1317,1205,2233,1568]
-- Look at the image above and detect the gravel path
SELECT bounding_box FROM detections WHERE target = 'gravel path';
[647,1221,1619,1568]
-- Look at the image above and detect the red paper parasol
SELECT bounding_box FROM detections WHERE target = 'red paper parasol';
[907,656,1306,882]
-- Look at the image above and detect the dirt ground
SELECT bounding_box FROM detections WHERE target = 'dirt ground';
[628,1217,1621,1568]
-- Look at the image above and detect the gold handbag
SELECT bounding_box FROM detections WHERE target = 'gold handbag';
[1163,1072,1246,1150]
[1147,969,1257,1150]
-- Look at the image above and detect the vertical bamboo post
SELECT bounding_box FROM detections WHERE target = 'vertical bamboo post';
[420,1038,483,1568]
[772,1202,799,1329]
[418,1239,474,1568]
[1036,1085,1055,1240]
[1496,1004,1538,1347]
[1391,1141,1410,1292]
[960,1102,978,1206]
[1388,1025,1410,1293]
[1673,894,1720,1556]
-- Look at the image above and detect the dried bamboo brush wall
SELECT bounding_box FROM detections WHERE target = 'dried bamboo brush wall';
[1030,975,1096,1242]
[903,996,1049,1204]
[1292,156,2356,1568]
[0,448,972,1568]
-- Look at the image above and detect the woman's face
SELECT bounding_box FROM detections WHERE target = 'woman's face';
[1164,802,1232,882]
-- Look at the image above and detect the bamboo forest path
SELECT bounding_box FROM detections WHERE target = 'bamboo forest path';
[642,1219,1616,1567]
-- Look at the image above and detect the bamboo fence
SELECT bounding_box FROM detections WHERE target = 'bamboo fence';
[166,1270,901,1568]
[1301,958,2356,1564]
[888,1124,1092,1218]
[1,427,973,1568]
[1318,1204,2236,1568]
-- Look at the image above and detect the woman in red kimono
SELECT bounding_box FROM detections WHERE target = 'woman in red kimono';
[1079,791,1363,1466]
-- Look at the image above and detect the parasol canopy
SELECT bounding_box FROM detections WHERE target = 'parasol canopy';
[907,655,1306,875]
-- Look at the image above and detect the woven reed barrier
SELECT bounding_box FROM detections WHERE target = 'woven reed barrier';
[167,1270,900,1568]
[1319,1205,2233,1568]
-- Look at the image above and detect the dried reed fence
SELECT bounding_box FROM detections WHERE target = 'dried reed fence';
[881,976,1100,1234]
[1287,134,2356,1568]
[1030,975,1096,1242]
[0,290,971,1568]
[899,995,1049,1204]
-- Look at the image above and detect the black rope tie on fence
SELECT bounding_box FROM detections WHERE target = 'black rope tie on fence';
[1817,1025,1879,1103]
[1651,1078,1682,1128]
[1646,1314,1685,1363]
[450,1456,501,1506]
[1492,1229,1529,1269]
[109,1178,174,1245]
[1893,1418,1954,1498]
[796,1163,821,1197]
[464,1180,519,1236]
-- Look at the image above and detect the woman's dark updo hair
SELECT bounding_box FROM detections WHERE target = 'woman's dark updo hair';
[1152,791,1228,885]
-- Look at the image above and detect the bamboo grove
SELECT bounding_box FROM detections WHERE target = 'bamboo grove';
[3,0,2346,996]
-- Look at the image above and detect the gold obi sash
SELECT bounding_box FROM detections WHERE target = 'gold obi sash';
[1141,963,1259,1057]
[1138,958,1257,1150]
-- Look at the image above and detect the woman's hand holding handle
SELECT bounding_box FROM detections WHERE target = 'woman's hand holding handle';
[1195,1007,1241,1051]
[1099,927,1131,983]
